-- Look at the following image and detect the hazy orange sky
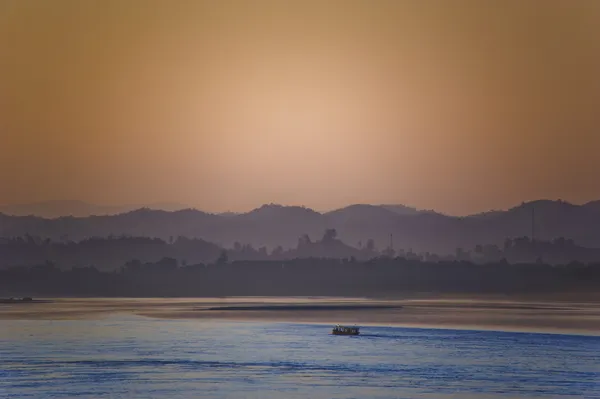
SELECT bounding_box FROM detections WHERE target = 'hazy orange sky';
[1,0,599,215]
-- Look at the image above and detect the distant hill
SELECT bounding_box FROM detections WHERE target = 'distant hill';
[325,204,401,226]
[0,200,190,218]
[379,204,427,216]
[1,200,600,254]
[583,200,600,213]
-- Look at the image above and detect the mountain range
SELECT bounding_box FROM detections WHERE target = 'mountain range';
[0,200,190,219]
[2,200,600,254]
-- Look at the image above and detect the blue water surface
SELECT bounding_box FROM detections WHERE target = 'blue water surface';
[1,316,599,399]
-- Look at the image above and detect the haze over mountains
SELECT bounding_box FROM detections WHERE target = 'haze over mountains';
[0,200,427,219]
[2,200,600,254]
[0,200,191,219]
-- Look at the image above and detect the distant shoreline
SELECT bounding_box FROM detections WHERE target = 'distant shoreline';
[0,298,53,304]
[201,304,402,311]
[1,296,599,337]
[5,292,600,302]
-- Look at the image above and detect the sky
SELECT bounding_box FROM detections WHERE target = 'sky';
[1,0,600,215]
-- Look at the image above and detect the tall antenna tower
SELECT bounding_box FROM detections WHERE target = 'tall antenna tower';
[531,206,535,242]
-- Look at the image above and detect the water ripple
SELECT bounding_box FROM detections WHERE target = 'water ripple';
[1,318,599,399]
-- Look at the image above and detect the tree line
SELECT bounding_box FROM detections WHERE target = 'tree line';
[3,230,600,272]
[1,256,598,298]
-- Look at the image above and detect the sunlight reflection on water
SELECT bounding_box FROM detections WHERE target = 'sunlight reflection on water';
[1,315,599,399]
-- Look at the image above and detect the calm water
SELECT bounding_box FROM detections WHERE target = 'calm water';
[1,315,599,399]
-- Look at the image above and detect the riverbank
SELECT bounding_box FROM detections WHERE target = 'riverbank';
[1,296,599,336]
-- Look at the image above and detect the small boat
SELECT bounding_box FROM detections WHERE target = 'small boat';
[332,324,360,336]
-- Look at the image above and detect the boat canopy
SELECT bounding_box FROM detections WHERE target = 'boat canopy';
[333,325,359,332]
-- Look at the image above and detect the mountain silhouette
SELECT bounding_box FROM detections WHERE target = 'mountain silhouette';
[379,204,429,216]
[0,200,190,218]
[1,200,600,254]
